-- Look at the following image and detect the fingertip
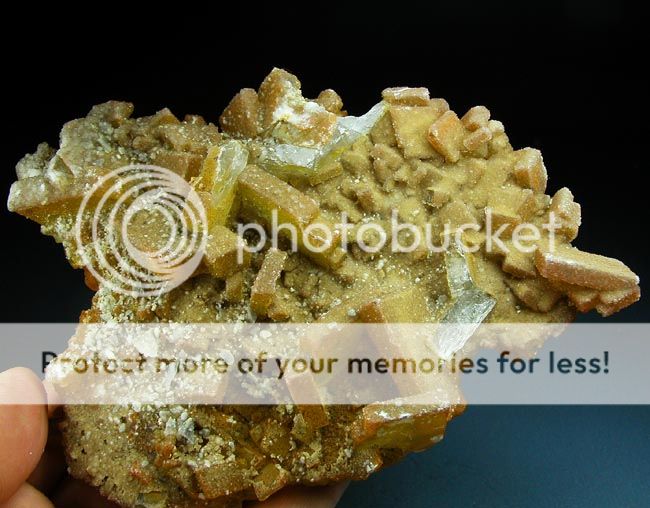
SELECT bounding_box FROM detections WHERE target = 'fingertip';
[0,368,47,405]
[0,482,54,508]
[0,368,49,503]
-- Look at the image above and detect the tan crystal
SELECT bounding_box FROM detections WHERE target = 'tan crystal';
[391,105,444,158]
[549,187,581,241]
[381,87,430,106]
[535,243,639,290]
[463,126,492,153]
[513,147,548,193]
[250,248,288,316]
[461,105,490,131]
[426,110,466,163]
[219,88,261,138]
[203,225,250,278]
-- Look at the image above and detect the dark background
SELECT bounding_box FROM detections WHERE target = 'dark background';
[1,1,648,506]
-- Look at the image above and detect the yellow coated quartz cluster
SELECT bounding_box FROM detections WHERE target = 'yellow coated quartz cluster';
[7,68,640,508]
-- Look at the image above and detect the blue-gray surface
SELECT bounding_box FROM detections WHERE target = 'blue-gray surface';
[339,406,650,507]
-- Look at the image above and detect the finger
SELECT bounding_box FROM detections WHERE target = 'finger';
[0,368,48,503]
[0,483,53,508]
[51,478,121,508]
[27,420,66,495]
[247,481,349,508]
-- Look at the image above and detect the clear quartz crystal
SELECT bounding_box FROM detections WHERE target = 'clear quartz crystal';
[212,140,249,204]
[431,245,496,359]
[199,140,249,225]
[259,143,320,171]
[334,102,388,142]
[258,102,388,176]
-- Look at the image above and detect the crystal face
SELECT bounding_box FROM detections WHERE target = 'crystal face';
[431,245,496,359]
[258,102,388,180]
[196,140,249,226]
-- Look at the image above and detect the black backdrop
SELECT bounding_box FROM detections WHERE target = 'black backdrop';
[1,1,648,506]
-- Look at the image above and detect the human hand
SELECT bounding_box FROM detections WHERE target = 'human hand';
[0,368,348,507]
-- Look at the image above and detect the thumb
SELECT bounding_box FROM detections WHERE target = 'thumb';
[0,368,48,502]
